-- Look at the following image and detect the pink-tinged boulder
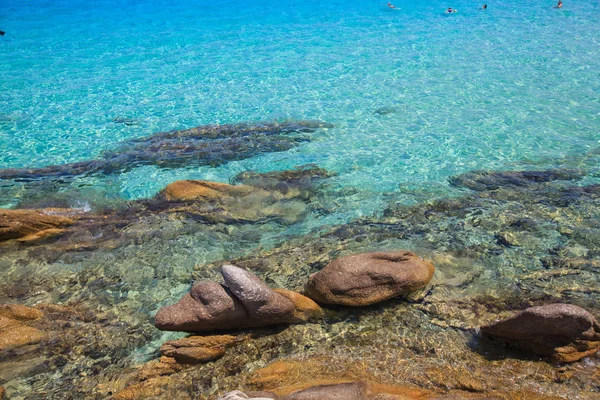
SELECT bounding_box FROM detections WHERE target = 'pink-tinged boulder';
[304,251,435,306]
[481,304,600,362]
[154,265,295,332]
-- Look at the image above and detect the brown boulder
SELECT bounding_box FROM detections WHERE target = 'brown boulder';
[154,265,295,332]
[0,208,74,243]
[0,386,5,400]
[481,304,600,362]
[304,251,435,306]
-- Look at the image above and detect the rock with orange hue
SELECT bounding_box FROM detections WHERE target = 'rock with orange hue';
[304,251,435,306]
[481,304,600,362]
[159,334,242,364]
[0,304,44,321]
[158,179,309,224]
[0,386,5,400]
[111,376,172,400]
[160,180,256,202]
[246,359,430,399]
[154,265,295,332]
[0,304,46,352]
[273,289,323,323]
[0,208,74,243]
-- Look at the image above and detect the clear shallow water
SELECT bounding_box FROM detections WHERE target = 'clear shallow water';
[2,2,600,398]
[1,0,599,207]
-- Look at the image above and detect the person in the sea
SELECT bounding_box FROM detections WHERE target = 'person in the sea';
[0,30,5,36]
[555,0,563,7]
[387,2,396,8]
[446,7,457,12]
[481,4,487,9]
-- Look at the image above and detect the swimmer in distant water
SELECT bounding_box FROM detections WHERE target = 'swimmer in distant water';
[481,4,488,9]
[388,2,396,8]
[446,7,457,12]
[0,30,5,36]
[555,0,563,7]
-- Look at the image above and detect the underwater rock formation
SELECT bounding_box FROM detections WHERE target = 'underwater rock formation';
[154,265,320,332]
[0,304,45,352]
[449,168,583,191]
[0,208,75,242]
[159,334,243,364]
[157,179,310,224]
[0,120,332,181]
[481,304,600,362]
[0,166,334,246]
[304,251,435,306]
[231,165,335,201]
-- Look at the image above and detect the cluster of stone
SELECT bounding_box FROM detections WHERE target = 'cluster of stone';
[154,265,321,332]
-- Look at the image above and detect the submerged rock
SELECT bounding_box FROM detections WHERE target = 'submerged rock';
[0,120,332,181]
[160,180,257,202]
[159,334,242,364]
[231,165,335,200]
[481,304,600,362]
[154,265,296,332]
[0,304,46,352]
[0,208,74,243]
[304,251,435,306]
[157,179,309,224]
[449,169,583,191]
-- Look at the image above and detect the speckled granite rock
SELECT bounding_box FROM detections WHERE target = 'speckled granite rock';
[154,265,295,332]
[304,251,435,306]
[481,304,600,362]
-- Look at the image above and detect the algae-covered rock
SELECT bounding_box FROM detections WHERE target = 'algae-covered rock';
[449,169,583,191]
[481,304,600,362]
[304,251,435,306]
[154,265,295,332]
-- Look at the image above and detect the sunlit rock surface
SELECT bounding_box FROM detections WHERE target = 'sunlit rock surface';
[304,251,435,306]
[154,265,296,332]
[481,304,600,362]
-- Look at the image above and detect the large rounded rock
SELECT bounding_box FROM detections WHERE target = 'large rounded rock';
[154,265,295,332]
[481,304,600,362]
[304,251,435,306]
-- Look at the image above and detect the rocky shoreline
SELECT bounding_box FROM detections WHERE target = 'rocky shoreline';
[1,135,599,399]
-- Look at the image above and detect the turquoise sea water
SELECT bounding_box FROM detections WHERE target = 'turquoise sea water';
[2,1,600,398]
[1,0,599,208]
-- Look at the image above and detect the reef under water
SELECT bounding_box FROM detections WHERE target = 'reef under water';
[1,137,599,399]
[0,121,331,182]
